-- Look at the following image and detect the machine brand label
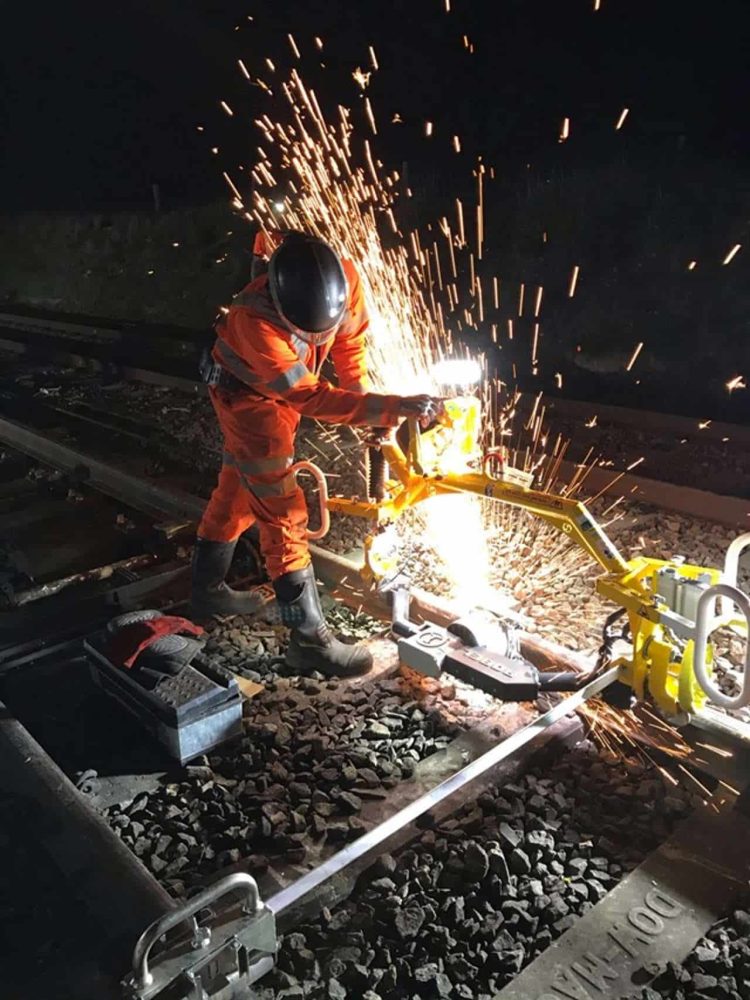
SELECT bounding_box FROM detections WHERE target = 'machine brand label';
[533,889,683,1000]
[416,629,448,648]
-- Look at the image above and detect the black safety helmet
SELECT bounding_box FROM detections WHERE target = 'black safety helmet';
[268,233,348,345]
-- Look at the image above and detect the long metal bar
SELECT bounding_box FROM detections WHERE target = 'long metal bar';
[266,666,617,923]
[0,697,175,964]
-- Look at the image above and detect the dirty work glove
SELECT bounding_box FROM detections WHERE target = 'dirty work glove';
[398,395,447,427]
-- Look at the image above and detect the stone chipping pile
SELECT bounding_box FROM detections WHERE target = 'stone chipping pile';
[629,904,750,1000]
[105,674,467,896]
[261,742,698,1000]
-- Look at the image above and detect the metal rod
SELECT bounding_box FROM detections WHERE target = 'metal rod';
[266,666,617,922]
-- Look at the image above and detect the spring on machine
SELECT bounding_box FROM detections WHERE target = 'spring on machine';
[365,446,387,501]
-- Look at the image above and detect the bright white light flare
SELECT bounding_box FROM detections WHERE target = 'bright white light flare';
[432,357,483,388]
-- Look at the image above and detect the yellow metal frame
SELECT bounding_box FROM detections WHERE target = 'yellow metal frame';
[327,398,745,717]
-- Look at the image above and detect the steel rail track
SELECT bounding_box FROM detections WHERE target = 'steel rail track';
[3,308,750,527]
[4,304,750,435]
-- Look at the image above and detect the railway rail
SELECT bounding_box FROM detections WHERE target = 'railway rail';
[0,304,749,999]
[2,303,750,524]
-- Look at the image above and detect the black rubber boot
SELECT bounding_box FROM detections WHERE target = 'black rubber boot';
[191,538,265,619]
[273,565,373,677]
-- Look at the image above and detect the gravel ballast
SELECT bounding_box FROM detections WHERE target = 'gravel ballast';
[259,742,698,1000]
[105,673,474,896]
[630,904,750,1000]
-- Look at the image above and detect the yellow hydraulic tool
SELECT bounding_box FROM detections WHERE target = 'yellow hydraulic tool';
[326,397,750,719]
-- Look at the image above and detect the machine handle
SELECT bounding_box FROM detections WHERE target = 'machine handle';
[721,532,750,617]
[693,583,750,710]
[290,461,331,541]
[131,872,261,991]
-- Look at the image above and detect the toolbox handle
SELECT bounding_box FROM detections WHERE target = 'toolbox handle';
[693,583,750,711]
[131,872,262,991]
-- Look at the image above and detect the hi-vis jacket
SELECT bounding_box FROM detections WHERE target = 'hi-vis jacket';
[198,258,403,578]
[211,258,402,427]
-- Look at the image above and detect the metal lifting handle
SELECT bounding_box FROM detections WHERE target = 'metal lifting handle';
[721,532,750,617]
[290,461,330,541]
[693,583,750,710]
[131,872,262,991]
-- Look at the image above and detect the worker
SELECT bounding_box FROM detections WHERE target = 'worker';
[193,231,444,677]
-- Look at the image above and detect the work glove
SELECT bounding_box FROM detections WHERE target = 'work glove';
[398,395,447,427]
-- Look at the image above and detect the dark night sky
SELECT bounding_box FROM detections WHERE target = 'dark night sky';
[2,0,750,212]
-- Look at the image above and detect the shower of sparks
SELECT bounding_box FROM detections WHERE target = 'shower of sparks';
[425,121,433,137]
[687,260,697,270]
[220,100,234,117]
[722,243,741,265]
[726,375,746,392]
[238,59,250,79]
[368,46,379,70]
[453,135,462,153]
[615,107,629,129]
[581,700,692,769]
[243,52,628,612]
[594,0,602,8]
[568,265,580,297]
[560,117,570,142]
[626,341,644,371]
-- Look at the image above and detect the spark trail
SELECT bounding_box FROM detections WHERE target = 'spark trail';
[230,53,618,614]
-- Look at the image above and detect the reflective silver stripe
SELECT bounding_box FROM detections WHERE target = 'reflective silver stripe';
[289,332,309,360]
[215,340,260,387]
[223,451,293,475]
[266,360,310,394]
[238,471,298,498]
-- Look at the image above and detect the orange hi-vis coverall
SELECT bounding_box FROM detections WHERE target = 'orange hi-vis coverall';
[198,259,404,579]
